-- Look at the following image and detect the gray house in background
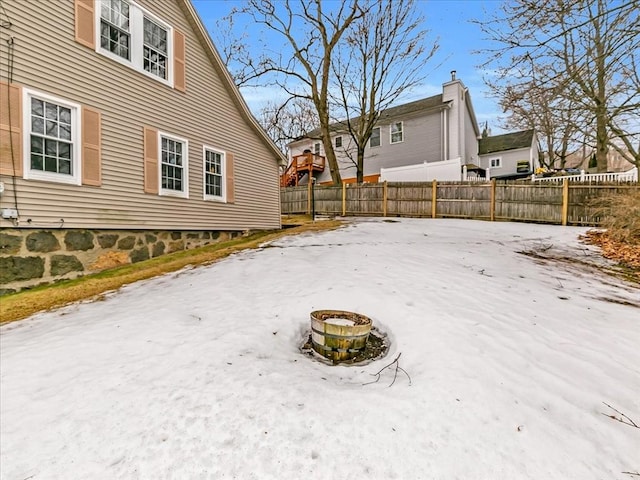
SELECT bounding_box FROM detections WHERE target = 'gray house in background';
[286,72,538,184]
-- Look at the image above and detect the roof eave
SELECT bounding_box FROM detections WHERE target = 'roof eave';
[177,0,286,165]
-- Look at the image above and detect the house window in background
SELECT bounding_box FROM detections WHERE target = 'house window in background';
[314,142,320,155]
[390,121,403,144]
[370,127,381,147]
[204,148,225,200]
[160,133,188,197]
[490,157,501,168]
[335,136,342,148]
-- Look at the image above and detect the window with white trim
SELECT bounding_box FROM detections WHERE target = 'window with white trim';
[335,136,342,148]
[370,127,380,147]
[490,157,502,168]
[100,0,130,60]
[314,142,320,155]
[97,0,172,85]
[204,147,225,200]
[390,121,403,144]
[159,133,188,197]
[24,89,81,185]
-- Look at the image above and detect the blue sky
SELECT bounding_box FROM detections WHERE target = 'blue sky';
[191,0,506,132]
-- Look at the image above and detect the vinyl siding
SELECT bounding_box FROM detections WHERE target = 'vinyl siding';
[463,101,478,164]
[289,110,444,183]
[0,0,281,230]
[481,147,533,177]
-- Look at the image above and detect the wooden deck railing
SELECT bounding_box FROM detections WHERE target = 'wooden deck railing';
[281,153,326,187]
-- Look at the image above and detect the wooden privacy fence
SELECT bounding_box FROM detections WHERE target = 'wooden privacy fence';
[280,179,639,226]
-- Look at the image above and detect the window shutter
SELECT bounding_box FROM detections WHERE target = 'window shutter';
[75,0,95,49]
[143,127,159,194]
[226,152,235,203]
[173,29,186,92]
[81,106,101,186]
[0,82,22,177]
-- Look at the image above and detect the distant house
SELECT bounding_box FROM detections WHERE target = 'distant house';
[285,72,538,185]
[478,129,538,179]
[0,0,284,293]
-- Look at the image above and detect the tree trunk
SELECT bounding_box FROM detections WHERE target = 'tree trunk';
[594,0,609,173]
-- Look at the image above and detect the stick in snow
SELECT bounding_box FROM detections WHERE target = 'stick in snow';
[363,352,412,387]
[601,402,639,429]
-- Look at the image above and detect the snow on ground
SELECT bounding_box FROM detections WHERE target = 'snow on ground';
[1,218,639,480]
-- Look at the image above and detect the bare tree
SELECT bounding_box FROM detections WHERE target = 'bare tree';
[477,0,640,171]
[332,0,438,182]
[219,1,370,185]
[258,98,319,154]
[496,64,583,169]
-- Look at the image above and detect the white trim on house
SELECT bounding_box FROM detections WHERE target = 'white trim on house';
[390,121,404,144]
[95,0,174,88]
[202,145,226,202]
[22,87,82,186]
[489,156,502,168]
[158,131,188,198]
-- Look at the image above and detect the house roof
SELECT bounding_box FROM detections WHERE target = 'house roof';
[177,0,287,165]
[479,129,535,155]
[294,94,447,141]
[377,94,446,119]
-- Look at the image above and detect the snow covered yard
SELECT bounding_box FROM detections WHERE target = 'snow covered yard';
[1,218,638,480]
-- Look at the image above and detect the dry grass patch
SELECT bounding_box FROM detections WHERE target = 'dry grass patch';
[0,220,343,325]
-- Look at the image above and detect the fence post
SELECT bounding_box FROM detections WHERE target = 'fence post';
[431,179,437,218]
[342,182,346,216]
[383,181,388,217]
[307,180,312,214]
[490,178,496,221]
[561,178,569,226]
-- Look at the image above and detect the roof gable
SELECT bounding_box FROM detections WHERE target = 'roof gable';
[177,0,285,164]
[479,129,535,155]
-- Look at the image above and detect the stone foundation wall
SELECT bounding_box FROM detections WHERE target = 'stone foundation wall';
[0,228,245,295]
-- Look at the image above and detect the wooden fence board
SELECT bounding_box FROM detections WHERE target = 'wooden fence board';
[280,181,639,225]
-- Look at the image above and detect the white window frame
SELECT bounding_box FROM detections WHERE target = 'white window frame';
[202,146,226,202]
[22,88,82,185]
[158,132,188,198]
[490,157,502,169]
[370,127,381,148]
[335,135,342,148]
[314,142,321,155]
[95,0,174,87]
[390,121,404,144]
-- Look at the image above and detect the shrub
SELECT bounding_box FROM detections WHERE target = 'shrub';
[593,189,640,245]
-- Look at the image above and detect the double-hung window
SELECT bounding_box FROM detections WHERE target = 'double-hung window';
[390,121,403,144]
[203,147,225,200]
[100,0,130,60]
[159,133,188,197]
[24,89,81,185]
[97,0,172,85]
[370,127,381,147]
[335,136,342,148]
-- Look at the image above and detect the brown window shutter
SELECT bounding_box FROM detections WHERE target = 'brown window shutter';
[81,106,101,186]
[226,152,235,203]
[0,82,23,177]
[173,29,186,92]
[75,0,95,49]
[143,126,159,194]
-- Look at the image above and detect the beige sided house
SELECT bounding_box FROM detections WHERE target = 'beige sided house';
[0,0,285,294]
